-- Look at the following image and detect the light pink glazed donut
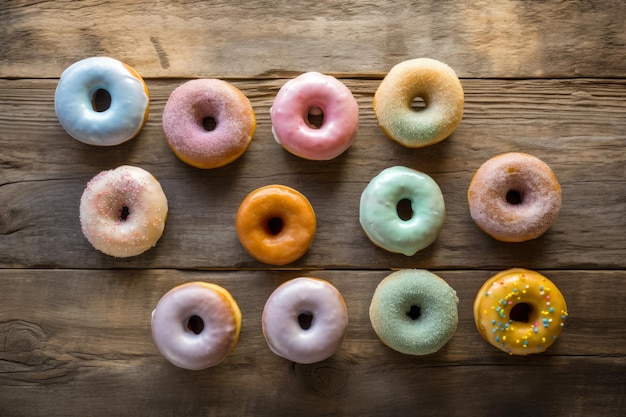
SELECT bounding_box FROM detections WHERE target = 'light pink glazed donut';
[79,165,168,257]
[162,79,256,169]
[468,152,561,242]
[262,277,348,364]
[270,72,359,160]
[151,282,242,370]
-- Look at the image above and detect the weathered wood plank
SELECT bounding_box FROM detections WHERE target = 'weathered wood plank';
[0,269,624,417]
[1,78,625,269]
[1,0,625,79]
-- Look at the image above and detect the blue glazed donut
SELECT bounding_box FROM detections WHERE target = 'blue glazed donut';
[54,57,149,146]
[369,269,458,355]
[359,166,446,256]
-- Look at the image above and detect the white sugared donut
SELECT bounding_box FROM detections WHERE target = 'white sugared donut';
[55,57,150,146]
[262,277,348,364]
[79,165,168,257]
[373,58,464,148]
[151,282,242,370]
[270,72,359,160]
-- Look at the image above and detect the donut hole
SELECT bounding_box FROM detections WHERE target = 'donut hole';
[265,217,284,235]
[119,205,130,221]
[509,303,533,323]
[186,315,205,334]
[91,88,112,112]
[202,116,217,131]
[406,305,421,320]
[396,198,413,221]
[506,189,523,205]
[411,96,427,111]
[297,311,314,330]
[306,106,324,129]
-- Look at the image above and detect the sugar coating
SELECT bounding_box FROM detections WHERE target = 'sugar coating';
[468,152,561,242]
[162,79,255,169]
[151,282,241,370]
[369,269,458,355]
[270,72,359,160]
[473,268,568,355]
[79,165,168,257]
[262,277,348,364]
[54,57,149,146]
[373,58,464,147]
[359,166,445,256]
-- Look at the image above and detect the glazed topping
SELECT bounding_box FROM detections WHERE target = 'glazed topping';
[262,277,348,364]
[151,282,241,370]
[360,166,445,256]
[374,58,464,147]
[55,57,149,146]
[270,72,359,160]
[474,269,568,355]
[79,165,168,257]
[162,79,255,169]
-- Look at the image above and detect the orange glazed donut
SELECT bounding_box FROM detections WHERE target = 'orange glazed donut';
[474,268,568,355]
[468,152,561,242]
[236,185,316,265]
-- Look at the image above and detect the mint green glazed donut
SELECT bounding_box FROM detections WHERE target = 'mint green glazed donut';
[369,269,458,355]
[359,166,445,256]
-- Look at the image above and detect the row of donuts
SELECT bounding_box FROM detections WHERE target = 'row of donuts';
[152,268,568,370]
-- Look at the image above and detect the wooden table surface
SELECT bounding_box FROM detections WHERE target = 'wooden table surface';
[1,1,625,416]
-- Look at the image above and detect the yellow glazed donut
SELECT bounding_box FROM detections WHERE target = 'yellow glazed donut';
[151,282,242,370]
[468,152,561,242]
[373,58,464,148]
[79,165,168,257]
[236,185,316,265]
[473,268,568,355]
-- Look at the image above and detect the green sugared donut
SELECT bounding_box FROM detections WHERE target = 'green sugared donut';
[369,269,458,355]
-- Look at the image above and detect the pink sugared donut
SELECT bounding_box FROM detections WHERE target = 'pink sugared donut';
[79,165,168,257]
[151,282,242,370]
[262,277,348,364]
[162,79,256,169]
[468,152,561,242]
[270,72,359,160]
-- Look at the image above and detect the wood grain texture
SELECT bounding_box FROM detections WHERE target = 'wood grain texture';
[1,1,625,416]
[1,78,625,269]
[1,0,625,78]
[0,269,624,417]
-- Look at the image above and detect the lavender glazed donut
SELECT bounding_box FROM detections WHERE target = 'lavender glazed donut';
[468,152,561,242]
[270,72,359,160]
[262,277,348,364]
[151,282,242,370]
[162,79,256,168]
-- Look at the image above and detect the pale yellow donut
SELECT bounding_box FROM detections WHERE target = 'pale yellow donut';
[373,58,464,148]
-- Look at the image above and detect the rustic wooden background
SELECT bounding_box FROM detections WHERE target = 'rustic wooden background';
[1,1,625,416]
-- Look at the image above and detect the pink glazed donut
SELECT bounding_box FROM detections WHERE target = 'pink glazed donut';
[262,277,348,364]
[270,72,359,160]
[151,282,242,370]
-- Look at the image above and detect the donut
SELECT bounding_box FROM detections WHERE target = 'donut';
[79,165,168,257]
[270,72,359,160]
[236,185,316,265]
[359,166,446,256]
[162,79,256,169]
[151,282,242,370]
[473,268,568,355]
[55,57,150,146]
[373,58,464,148]
[369,269,458,355]
[467,152,561,242]
[262,277,348,364]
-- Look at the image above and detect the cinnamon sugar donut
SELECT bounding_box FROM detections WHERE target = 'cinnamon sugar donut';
[468,153,561,242]
[162,79,256,169]
[373,58,464,148]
